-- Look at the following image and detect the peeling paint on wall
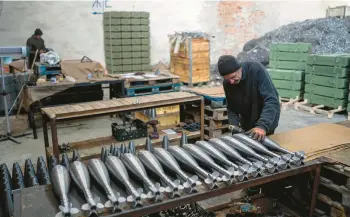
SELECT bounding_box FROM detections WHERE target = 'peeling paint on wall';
[216,1,265,55]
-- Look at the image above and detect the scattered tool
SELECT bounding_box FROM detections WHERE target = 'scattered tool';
[146,119,159,139]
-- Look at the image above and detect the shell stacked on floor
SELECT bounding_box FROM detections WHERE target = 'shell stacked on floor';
[103,11,151,74]
[305,54,350,109]
[267,43,311,100]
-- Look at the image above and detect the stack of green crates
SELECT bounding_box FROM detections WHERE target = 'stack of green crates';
[305,54,350,109]
[267,43,311,99]
[103,11,151,74]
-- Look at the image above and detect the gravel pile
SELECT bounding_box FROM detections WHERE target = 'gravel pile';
[237,17,350,65]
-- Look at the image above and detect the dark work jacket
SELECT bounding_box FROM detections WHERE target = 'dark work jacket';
[223,61,280,135]
[26,35,46,68]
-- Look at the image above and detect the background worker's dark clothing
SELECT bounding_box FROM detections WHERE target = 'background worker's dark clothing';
[26,35,46,68]
[224,61,280,135]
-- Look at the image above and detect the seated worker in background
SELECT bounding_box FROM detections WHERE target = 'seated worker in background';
[26,28,46,68]
[217,55,281,141]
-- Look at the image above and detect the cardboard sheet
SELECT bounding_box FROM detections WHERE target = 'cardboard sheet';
[270,123,350,160]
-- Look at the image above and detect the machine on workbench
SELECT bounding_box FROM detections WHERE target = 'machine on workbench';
[33,49,61,79]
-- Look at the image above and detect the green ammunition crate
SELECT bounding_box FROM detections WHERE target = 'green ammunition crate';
[131,12,141,18]
[307,54,350,67]
[104,39,122,45]
[267,69,304,81]
[270,52,309,62]
[305,74,349,89]
[122,59,132,65]
[131,25,141,32]
[121,12,132,18]
[269,60,307,70]
[142,64,151,71]
[104,45,122,53]
[141,32,150,38]
[121,32,132,39]
[103,19,121,25]
[305,84,348,99]
[272,80,304,91]
[132,45,142,52]
[141,45,150,51]
[123,65,133,72]
[141,26,150,32]
[276,88,303,99]
[132,32,142,38]
[121,18,131,25]
[140,18,150,25]
[141,51,150,58]
[121,52,132,58]
[132,58,142,64]
[104,32,122,39]
[105,58,123,66]
[105,52,122,59]
[141,39,150,45]
[121,39,132,45]
[121,25,131,32]
[305,65,349,78]
[122,46,132,52]
[104,26,122,32]
[141,58,150,64]
[132,64,143,71]
[304,93,347,108]
[132,52,142,58]
[140,12,150,18]
[107,65,123,73]
[131,18,141,25]
[132,39,141,45]
[347,103,350,111]
[270,43,312,53]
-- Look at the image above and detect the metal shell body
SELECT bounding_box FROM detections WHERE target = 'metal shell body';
[233,134,280,158]
[50,165,71,214]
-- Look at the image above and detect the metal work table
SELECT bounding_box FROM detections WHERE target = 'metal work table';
[13,158,326,217]
[41,92,204,160]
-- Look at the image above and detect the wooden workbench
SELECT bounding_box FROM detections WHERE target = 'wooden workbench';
[41,92,204,160]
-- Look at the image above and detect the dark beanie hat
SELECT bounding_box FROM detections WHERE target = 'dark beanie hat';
[34,28,43,36]
[217,55,241,76]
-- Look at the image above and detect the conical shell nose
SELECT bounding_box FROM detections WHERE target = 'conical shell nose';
[145,138,153,151]
[128,141,135,154]
[162,135,169,150]
[180,133,188,147]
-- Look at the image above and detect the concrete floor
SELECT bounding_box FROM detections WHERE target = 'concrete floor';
[0,107,347,170]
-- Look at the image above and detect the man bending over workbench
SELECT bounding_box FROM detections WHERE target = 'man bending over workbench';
[217,55,281,141]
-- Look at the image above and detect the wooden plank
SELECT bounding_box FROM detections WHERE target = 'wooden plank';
[41,92,202,119]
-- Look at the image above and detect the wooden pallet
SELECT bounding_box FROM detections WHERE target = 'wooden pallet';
[185,87,226,109]
[123,73,180,88]
[316,164,350,216]
[182,81,209,87]
[279,96,301,111]
[124,83,181,97]
[294,99,345,118]
[204,127,230,140]
[204,106,227,120]
[204,116,229,129]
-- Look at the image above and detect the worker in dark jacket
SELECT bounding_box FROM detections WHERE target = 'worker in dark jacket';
[26,28,46,68]
[218,55,280,141]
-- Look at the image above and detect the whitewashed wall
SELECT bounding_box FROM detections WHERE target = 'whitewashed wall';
[0,0,348,66]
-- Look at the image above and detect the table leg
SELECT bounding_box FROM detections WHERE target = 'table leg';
[50,118,59,160]
[200,99,204,140]
[309,165,321,217]
[29,106,37,139]
[42,115,49,147]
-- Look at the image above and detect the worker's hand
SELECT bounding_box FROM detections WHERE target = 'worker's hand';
[39,49,44,54]
[246,128,266,141]
[228,125,244,135]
